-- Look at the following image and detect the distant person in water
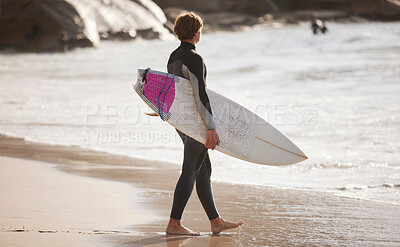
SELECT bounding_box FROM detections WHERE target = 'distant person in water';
[165,12,243,236]
[311,17,320,35]
[311,17,328,35]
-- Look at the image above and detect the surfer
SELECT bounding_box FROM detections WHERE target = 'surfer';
[311,17,319,35]
[165,12,243,236]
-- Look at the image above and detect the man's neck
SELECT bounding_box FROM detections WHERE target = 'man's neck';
[182,39,196,46]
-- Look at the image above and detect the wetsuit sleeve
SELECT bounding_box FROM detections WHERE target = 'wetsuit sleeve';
[183,55,216,130]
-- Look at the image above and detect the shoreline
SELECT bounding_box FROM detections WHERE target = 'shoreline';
[1,134,399,246]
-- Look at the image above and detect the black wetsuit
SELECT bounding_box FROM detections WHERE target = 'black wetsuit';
[167,42,219,220]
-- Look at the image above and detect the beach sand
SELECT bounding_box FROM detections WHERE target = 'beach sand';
[0,156,152,247]
[1,134,399,246]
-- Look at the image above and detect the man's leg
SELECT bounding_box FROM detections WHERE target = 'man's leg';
[167,130,207,235]
[170,131,207,220]
[196,152,219,220]
[196,152,243,234]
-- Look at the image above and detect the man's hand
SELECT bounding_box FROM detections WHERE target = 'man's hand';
[205,129,220,150]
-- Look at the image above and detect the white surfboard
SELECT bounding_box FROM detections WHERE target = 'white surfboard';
[133,68,307,166]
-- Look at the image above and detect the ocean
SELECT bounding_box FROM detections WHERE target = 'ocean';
[1,21,399,206]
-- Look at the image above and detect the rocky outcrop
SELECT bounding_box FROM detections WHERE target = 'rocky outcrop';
[67,0,171,40]
[153,0,400,21]
[0,0,96,52]
[349,0,400,21]
[273,0,400,20]
[0,0,173,52]
[153,0,279,15]
[163,7,258,32]
[201,12,259,31]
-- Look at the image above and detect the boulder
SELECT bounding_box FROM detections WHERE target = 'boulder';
[163,7,188,24]
[163,7,258,32]
[67,0,172,41]
[0,0,99,52]
[349,0,400,21]
[152,0,278,15]
[202,12,258,31]
[0,0,173,52]
[279,0,349,11]
[273,0,400,20]
[153,0,400,20]
[151,0,219,13]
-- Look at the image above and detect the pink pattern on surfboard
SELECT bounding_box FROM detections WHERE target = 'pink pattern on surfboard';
[143,73,175,113]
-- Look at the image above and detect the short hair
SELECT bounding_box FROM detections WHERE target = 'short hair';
[173,12,203,41]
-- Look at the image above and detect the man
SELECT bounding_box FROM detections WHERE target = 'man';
[166,12,243,236]
[311,16,320,35]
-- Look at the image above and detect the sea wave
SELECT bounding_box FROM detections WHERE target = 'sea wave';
[345,32,374,43]
[336,183,400,191]
[294,161,399,170]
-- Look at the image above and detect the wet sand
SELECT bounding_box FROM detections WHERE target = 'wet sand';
[0,156,152,247]
[1,134,399,246]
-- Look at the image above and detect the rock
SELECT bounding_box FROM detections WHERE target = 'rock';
[0,0,99,52]
[274,0,400,20]
[0,0,173,53]
[228,0,279,15]
[163,7,188,24]
[102,29,137,41]
[349,0,400,21]
[131,0,167,23]
[202,12,258,31]
[163,7,258,32]
[151,0,219,13]
[153,0,278,15]
[278,0,348,11]
[161,7,186,34]
[154,0,400,21]
[67,0,172,40]
[136,28,161,39]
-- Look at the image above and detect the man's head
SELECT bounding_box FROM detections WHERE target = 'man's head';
[173,12,203,42]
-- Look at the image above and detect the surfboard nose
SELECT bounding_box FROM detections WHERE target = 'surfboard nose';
[249,137,307,165]
[298,149,308,160]
[290,144,308,160]
[249,123,308,165]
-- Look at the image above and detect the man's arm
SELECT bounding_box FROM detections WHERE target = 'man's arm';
[183,54,216,130]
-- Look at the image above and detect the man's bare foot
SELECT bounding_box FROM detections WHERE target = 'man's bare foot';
[210,217,243,234]
[166,218,200,236]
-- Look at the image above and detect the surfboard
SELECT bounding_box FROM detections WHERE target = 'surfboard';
[133,68,307,166]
